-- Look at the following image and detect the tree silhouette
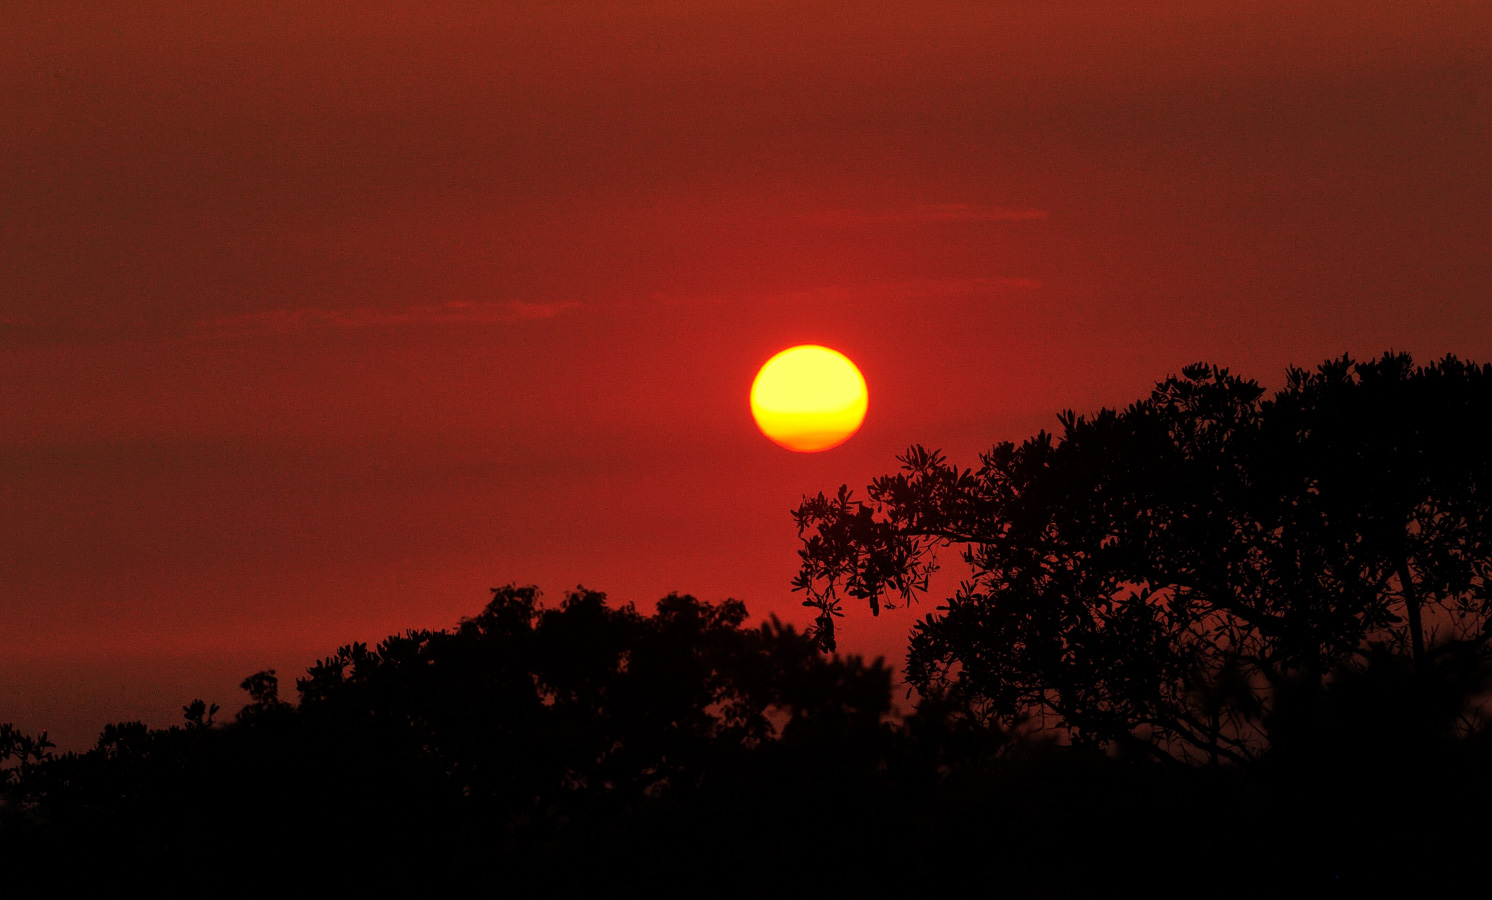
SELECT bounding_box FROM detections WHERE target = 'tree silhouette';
[6,358,1491,891]
[793,353,1492,764]
[7,531,1492,890]
[1,587,914,894]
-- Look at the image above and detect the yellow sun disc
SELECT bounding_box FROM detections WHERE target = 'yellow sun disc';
[750,345,868,452]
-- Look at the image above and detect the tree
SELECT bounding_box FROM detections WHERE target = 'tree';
[287,586,891,817]
[1,586,907,893]
[792,353,1492,764]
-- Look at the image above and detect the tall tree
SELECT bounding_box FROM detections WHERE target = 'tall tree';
[793,353,1492,763]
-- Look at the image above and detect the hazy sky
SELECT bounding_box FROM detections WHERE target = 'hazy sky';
[4,1,1489,746]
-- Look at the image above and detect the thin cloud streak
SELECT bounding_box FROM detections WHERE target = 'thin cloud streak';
[653,276,1042,307]
[811,205,1051,227]
[196,300,584,336]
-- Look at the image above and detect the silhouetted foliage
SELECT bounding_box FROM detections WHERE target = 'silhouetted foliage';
[8,349,1492,895]
[1,588,924,894]
[794,353,1492,764]
[6,575,1492,893]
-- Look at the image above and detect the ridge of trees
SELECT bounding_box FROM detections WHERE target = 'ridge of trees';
[6,351,1492,891]
[2,588,956,893]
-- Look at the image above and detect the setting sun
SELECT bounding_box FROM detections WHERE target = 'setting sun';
[750,345,868,452]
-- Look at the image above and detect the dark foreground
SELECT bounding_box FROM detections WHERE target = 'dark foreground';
[5,589,1490,896]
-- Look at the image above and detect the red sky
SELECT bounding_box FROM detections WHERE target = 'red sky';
[4,1,1489,747]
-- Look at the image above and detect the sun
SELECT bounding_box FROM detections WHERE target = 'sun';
[750,345,868,452]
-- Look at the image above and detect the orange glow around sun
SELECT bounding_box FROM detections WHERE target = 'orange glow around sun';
[750,345,868,452]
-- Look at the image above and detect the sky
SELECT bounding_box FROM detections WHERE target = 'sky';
[4,0,1489,748]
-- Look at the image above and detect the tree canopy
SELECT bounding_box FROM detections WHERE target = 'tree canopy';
[2,588,914,894]
[793,353,1492,764]
[9,514,1492,890]
[6,353,1492,890]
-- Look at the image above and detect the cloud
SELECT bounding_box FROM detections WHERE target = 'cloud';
[506,300,585,321]
[867,276,1044,299]
[195,300,584,336]
[652,276,1040,308]
[810,204,1050,227]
